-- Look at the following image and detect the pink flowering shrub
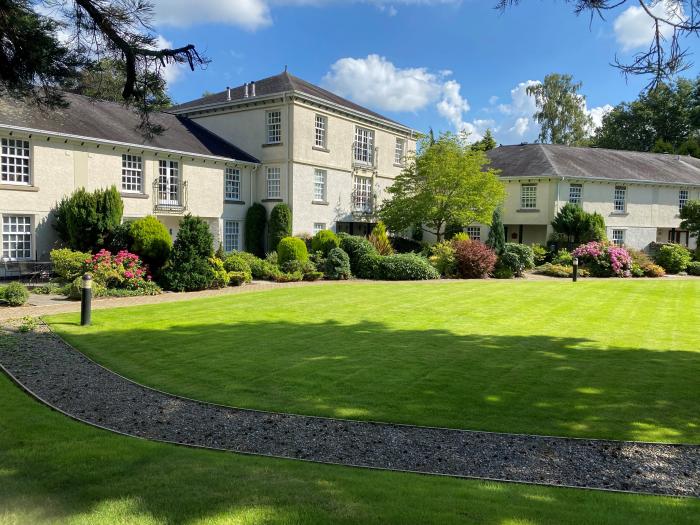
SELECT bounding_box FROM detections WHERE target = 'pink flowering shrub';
[572,241,632,277]
[83,249,157,291]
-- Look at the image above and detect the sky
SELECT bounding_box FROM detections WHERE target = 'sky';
[146,0,700,145]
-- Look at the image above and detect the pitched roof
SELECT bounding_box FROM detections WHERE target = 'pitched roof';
[487,143,700,186]
[0,92,259,163]
[170,71,406,128]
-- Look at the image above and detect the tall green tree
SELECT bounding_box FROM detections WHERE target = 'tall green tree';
[471,129,497,151]
[526,73,593,146]
[551,203,607,245]
[486,206,505,254]
[680,200,700,256]
[268,204,292,251]
[379,133,505,242]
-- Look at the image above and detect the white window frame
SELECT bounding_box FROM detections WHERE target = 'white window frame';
[313,223,326,235]
[313,169,326,202]
[225,167,241,201]
[314,115,327,149]
[1,138,31,185]
[614,186,627,213]
[2,215,32,261]
[266,110,282,144]
[223,220,240,252]
[266,167,281,199]
[679,189,689,213]
[520,184,537,209]
[466,226,481,241]
[157,160,180,205]
[568,183,582,206]
[121,154,143,193]
[394,137,406,165]
[612,229,625,247]
[354,127,375,165]
[353,175,372,213]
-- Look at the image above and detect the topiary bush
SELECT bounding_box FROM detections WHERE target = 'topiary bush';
[245,203,267,257]
[376,253,440,280]
[339,235,378,275]
[50,248,91,281]
[368,221,394,255]
[324,248,351,280]
[686,261,700,276]
[160,215,215,291]
[268,203,292,251]
[453,239,497,278]
[653,244,692,274]
[2,282,29,306]
[129,216,172,271]
[277,237,309,266]
[311,229,340,255]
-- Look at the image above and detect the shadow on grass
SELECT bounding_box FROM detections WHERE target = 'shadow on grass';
[48,317,700,444]
[1,372,699,525]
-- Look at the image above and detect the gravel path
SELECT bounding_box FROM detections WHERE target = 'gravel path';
[1,324,698,498]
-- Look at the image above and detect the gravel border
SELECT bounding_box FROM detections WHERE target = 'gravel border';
[0,324,698,498]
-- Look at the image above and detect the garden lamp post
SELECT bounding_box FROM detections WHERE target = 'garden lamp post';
[572,257,579,282]
[80,273,93,326]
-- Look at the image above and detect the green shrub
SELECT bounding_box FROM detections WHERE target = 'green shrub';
[551,249,573,266]
[130,216,172,271]
[208,257,230,288]
[534,263,590,278]
[368,221,393,255]
[107,222,133,252]
[375,253,440,280]
[50,248,91,281]
[223,253,253,283]
[68,277,106,300]
[686,261,700,276]
[2,282,29,306]
[531,244,548,265]
[245,203,267,257]
[31,282,63,295]
[429,241,457,277]
[160,215,215,291]
[653,244,692,274]
[311,230,340,255]
[499,243,535,276]
[273,270,303,283]
[339,235,378,275]
[53,186,123,252]
[277,237,309,266]
[324,248,351,280]
[227,271,248,286]
[492,264,514,279]
[269,204,292,251]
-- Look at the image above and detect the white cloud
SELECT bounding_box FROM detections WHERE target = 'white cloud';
[436,80,470,129]
[498,80,539,116]
[151,0,457,30]
[323,54,443,112]
[509,117,530,137]
[613,1,684,52]
[586,103,614,132]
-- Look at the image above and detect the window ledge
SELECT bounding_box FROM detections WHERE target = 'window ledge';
[516,208,540,213]
[312,146,330,153]
[120,192,149,199]
[224,199,246,205]
[610,212,629,216]
[262,198,283,203]
[312,200,329,206]
[393,163,405,168]
[0,184,39,192]
[262,142,283,148]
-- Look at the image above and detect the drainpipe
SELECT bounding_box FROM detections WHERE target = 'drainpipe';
[286,93,294,232]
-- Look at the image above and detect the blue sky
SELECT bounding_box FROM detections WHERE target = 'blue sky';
[150,0,700,144]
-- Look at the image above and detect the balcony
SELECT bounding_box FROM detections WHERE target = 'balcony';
[351,188,373,216]
[153,179,188,214]
[351,142,378,170]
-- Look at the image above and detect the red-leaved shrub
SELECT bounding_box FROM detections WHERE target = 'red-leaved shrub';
[453,239,497,278]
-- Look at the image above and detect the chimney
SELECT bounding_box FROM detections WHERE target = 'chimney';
[244,83,249,98]
[251,81,256,97]
[226,86,231,101]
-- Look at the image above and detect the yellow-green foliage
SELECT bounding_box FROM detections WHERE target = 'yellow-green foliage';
[369,221,394,255]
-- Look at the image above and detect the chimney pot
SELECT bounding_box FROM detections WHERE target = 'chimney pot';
[251,81,256,97]
[226,86,231,101]
[244,83,249,98]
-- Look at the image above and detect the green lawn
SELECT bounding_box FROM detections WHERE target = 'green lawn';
[47,280,700,443]
[1,372,698,524]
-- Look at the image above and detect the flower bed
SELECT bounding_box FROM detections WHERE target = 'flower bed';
[571,242,632,277]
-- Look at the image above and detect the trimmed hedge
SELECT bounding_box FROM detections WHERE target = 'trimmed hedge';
[654,244,692,274]
[223,252,253,283]
[339,235,378,275]
[269,204,292,251]
[374,253,440,280]
[129,216,172,271]
[245,203,267,257]
[324,248,351,280]
[311,230,340,255]
[277,237,309,266]
[50,248,91,281]
[2,282,29,306]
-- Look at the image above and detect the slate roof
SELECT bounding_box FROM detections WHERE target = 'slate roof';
[0,91,259,163]
[170,71,406,127]
[487,143,700,185]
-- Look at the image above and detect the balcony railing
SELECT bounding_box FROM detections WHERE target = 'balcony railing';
[153,179,188,214]
[351,142,378,169]
[351,189,373,215]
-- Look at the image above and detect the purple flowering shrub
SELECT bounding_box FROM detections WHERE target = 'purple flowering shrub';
[572,241,632,277]
[84,249,159,292]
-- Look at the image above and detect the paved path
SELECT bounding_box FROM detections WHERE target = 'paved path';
[1,323,698,497]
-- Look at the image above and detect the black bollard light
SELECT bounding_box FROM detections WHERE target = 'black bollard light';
[80,273,92,326]
[572,257,579,283]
